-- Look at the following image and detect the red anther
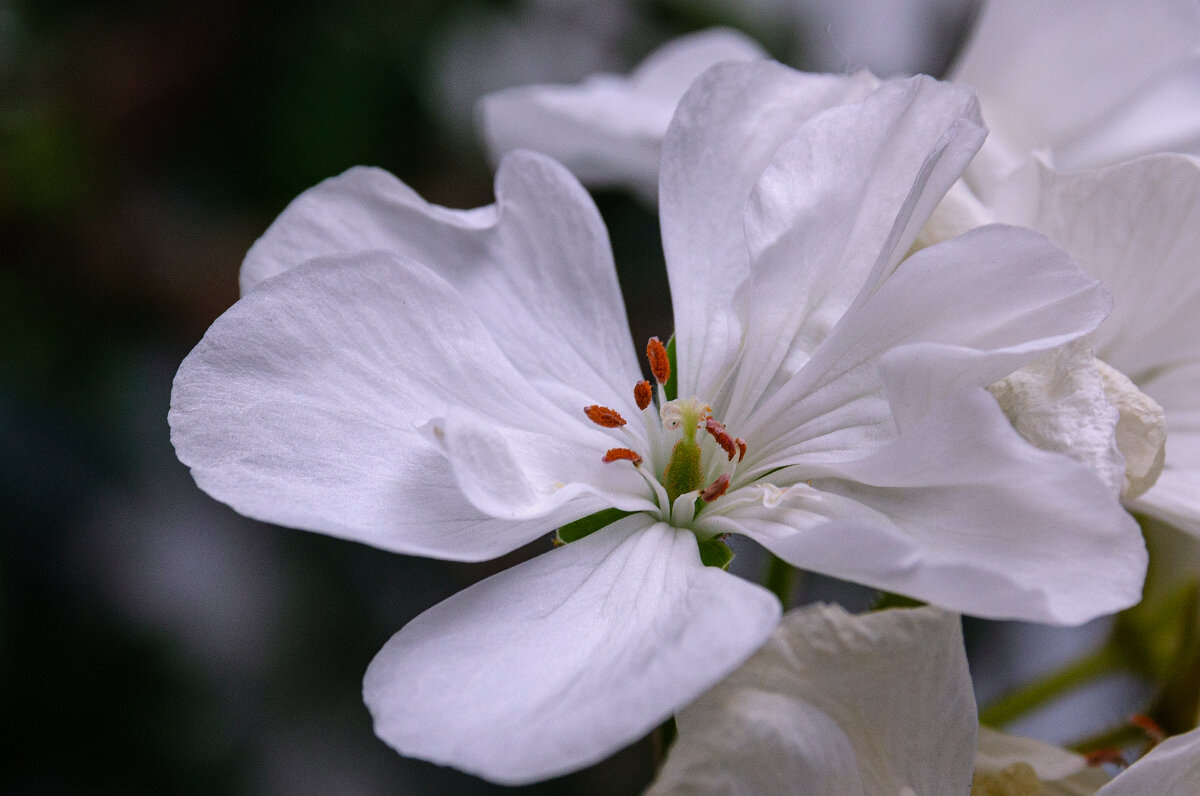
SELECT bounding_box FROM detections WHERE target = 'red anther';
[602,447,642,466]
[1085,749,1129,769]
[735,438,747,462]
[700,474,731,503]
[585,405,627,428]
[646,337,670,385]
[1130,714,1166,743]
[634,380,653,411]
[705,418,737,461]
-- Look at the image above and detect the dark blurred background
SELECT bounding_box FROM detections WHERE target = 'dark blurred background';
[1,1,994,793]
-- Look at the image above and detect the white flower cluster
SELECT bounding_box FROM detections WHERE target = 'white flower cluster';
[171,1,1200,791]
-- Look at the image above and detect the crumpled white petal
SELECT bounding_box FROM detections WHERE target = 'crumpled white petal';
[703,388,1146,625]
[648,605,976,796]
[987,341,1126,498]
[992,154,1200,532]
[241,151,644,417]
[660,61,879,400]
[1095,359,1167,499]
[170,251,624,559]
[477,27,766,202]
[363,514,780,786]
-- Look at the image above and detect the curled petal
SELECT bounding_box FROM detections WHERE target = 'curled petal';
[170,251,609,560]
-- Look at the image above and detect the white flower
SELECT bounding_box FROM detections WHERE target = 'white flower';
[647,605,1200,795]
[973,727,1107,795]
[950,0,1200,193]
[477,27,767,203]
[974,726,1200,795]
[481,4,1200,200]
[647,604,979,795]
[170,67,1145,783]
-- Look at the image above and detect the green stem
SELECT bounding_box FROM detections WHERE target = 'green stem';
[764,555,798,608]
[979,644,1126,728]
[1069,720,1149,755]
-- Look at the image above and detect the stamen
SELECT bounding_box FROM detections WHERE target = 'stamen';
[1130,714,1165,745]
[736,438,747,462]
[585,405,627,428]
[705,418,737,461]
[700,474,731,502]
[634,380,653,411]
[646,337,670,385]
[602,447,642,466]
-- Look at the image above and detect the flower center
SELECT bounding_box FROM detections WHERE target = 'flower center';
[582,337,746,526]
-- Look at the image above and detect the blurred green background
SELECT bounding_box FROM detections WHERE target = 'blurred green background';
[1,1,987,792]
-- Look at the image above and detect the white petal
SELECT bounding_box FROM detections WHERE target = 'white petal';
[660,61,878,400]
[363,515,780,785]
[241,152,643,416]
[1057,56,1200,169]
[1129,463,1200,538]
[713,389,1146,624]
[649,605,975,796]
[976,727,1088,783]
[992,155,1200,381]
[1098,726,1200,795]
[477,27,766,202]
[950,0,1200,155]
[723,75,985,428]
[170,251,613,559]
[739,224,1110,471]
[913,178,993,251]
[992,154,1200,529]
[987,342,1125,498]
[427,402,654,521]
[1096,360,1166,499]
[1129,365,1200,533]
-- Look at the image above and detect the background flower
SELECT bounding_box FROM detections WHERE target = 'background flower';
[649,605,978,795]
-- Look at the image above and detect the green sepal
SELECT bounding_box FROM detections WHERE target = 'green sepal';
[554,508,633,545]
[664,335,678,402]
[698,538,735,570]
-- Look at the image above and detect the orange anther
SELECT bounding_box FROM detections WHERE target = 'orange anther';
[705,418,737,461]
[602,447,642,466]
[736,438,747,462]
[585,405,626,428]
[634,380,653,411]
[647,337,670,385]
[700,474,730,502]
